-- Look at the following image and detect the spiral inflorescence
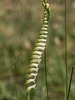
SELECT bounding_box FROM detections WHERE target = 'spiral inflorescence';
[25,2,51,92]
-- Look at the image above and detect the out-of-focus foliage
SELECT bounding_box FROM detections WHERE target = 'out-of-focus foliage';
[0,0,75,100]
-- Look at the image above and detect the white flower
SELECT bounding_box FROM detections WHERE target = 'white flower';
[27,84,36,91]
[26,79,35,84]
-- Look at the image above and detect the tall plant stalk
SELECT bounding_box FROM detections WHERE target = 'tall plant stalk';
[25,0,51,100]
[44,48,49,100]
[65,0,68,99]
[67,67,74,100]
[27,91,30,100]
[43,0,50,100]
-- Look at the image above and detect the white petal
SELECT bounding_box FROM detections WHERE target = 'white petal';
[30,63,38,67]
[40,35,47,38]
[33,51,43,55]
[41,28,47,31]
[43,25,48,27]
[29,68,39,72]
[35,46,45,51]
[38,39,47,42]
[26,79,35,84]
[27,84,36,91]
[32,55,41,59]
[44,18,47,20]
[30,59,41,63]
[40,31,48,34]
[36,43,46,47]
[28,73,38,78]
[43,21,48,24]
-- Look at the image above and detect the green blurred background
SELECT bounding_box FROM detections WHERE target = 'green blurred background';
[0,0,75,100]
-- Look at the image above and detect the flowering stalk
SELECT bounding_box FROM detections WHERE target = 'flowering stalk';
[25,1,51,100]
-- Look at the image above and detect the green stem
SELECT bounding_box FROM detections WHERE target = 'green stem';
[65,0,67,99]
[27,91,30,100]
[42,0,47,4]
[44,48,49,100]
[67,67,74,100]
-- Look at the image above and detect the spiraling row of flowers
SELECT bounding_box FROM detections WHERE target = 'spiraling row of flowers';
[25,2,51,92]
